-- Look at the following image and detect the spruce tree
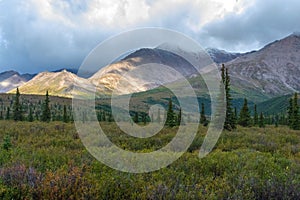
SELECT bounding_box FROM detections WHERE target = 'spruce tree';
[221,64,236,130]
[142,113,147,125]
[259,112,265,128]
[200,103,208,126]
[13,88,23,121]
[28,107,34,122]
[234,107,238,124]
[287,93,300,130]
[108,112,113,122]
[0,111,3,120]
[134,112,139,123]
[177,108,182,126]
[63,105,69,123]
[69,113,74,123]
[166,98,176,127]
[35,111,39,121]
[274,114,279,127]
[97,112,102,122]
[55,112,62,121]
[102,112,106,122]
[253,104,258,126]
[41,91,51,122]
[239,98,252,127]
[6,107,10,120]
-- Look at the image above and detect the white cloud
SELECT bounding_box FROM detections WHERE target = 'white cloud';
[26,0,151,29]
[138,0,250,32]
[84,0,150,28]
[13,0,250,30]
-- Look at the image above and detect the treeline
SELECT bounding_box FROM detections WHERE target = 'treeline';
[129,98,186,127]
[0,89,73,123]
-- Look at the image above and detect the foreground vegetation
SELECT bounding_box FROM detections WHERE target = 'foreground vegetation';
[0,121,299,199]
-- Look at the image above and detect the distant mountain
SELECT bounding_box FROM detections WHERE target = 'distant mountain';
[206,48,242,64]
[0,71,35,93]
[8,70,95,98]
[8,48,203,97]
[226,33,300,97]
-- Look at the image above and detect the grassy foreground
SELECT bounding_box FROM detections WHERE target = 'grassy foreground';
[0,121,300,199]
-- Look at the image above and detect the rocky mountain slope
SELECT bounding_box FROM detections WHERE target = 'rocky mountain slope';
[226,33,300,97]
[206,48,242,64]
[89,48,199,95]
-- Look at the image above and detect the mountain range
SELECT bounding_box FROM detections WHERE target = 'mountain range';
[1,33,300,103]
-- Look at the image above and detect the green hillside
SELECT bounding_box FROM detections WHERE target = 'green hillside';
[256,94,300,115]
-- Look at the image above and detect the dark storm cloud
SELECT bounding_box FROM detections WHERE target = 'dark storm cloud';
[199,0,300,52]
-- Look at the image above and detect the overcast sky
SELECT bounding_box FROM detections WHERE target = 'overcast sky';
[1,0,300,73]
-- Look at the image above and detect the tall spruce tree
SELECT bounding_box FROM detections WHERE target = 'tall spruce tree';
[259,112,265,128]
[221,64,236,130]
[177,108,182,126]
[63,105,69,123]
[200,103,208,126]
[35,110,39,121]
[253,104,258,126]
[239,98,252,127]
[41,91,51,122]
[13,88,23,121]
[275,114,279,128]
[234,107,238,123]
[166,98,176,127]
